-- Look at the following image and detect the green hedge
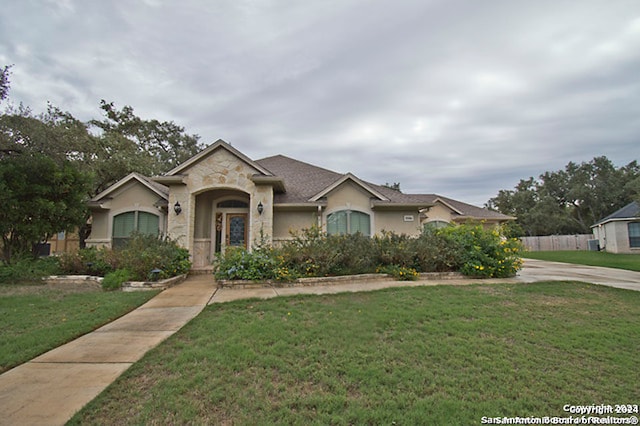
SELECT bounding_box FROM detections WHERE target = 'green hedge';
[214,224,523,282]
[58,233,191,281]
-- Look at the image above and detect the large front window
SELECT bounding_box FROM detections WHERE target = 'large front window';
[113,211,160,249]
[629,222,640,248]
[327,210,370,236]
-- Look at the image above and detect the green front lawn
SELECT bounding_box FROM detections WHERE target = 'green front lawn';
[524,250,640,271]
[0,284,159,373]
[71,282,640,425]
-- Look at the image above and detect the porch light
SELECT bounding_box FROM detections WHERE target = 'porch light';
[174,201,182,215]
[257,201,264,215]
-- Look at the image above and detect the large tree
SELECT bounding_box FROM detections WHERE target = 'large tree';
[487,157,639,236]
[0,153,90,262]
[90,100,202,176]
[1,100,204,247]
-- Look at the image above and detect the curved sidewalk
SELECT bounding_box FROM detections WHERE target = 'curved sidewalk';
[0,275,217,426]
[1,260,639,425]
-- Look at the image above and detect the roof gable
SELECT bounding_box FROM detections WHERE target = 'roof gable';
[91,172,168,202]
[165,139,274,177]
[309,173,390,202]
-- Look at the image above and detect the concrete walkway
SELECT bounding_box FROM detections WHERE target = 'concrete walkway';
[0,275,216,426]
[1,259,639,425]
[209,258,640,303]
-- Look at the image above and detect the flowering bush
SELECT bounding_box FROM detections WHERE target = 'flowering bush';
[213,224,523,281]
[377,264,419,281]
[439,224,523,278]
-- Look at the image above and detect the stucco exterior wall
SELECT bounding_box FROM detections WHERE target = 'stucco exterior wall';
[273,210,318,242]
[374,211,422,236]
[89,211,109,246]
[324,182,373,216]
[422,203,452,223]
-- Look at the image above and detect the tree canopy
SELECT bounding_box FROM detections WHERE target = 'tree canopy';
[487,157,640,236]
[0,153,91,262]
[0,66,204,255]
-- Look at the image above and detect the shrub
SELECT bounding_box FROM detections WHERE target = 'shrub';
[0,256,61,284]
[377,264,419,281]
[102,269,130,291]
[213,246,293,282]
[373,231,416,268]
[58,247,117,276]
[117,233,192,281]
[439,224,523,278]
[213,224,523,281]
[58,234,191,281]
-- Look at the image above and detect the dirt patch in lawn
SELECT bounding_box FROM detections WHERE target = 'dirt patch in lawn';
[0,281,101,296]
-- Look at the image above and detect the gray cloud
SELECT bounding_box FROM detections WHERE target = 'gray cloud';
[1,0,639,206]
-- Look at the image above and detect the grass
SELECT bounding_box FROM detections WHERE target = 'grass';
[70,282,640,425]
[0,283,159,373]
[523,250,640,272]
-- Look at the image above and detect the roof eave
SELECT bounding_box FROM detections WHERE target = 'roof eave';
[591,217,640,227]
[274,202,326,211]
[153,175,187,185]
[371,202,433,211]
[252,175,286,193]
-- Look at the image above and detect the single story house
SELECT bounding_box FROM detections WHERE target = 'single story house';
[87,140,514,269]
[591,201,640,254]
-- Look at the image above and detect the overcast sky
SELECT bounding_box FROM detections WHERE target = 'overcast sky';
[2,0,639,205]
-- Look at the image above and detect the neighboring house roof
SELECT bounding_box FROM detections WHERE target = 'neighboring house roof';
[90,172,169,205]
[591,201,640,227]
[409,194,515,222]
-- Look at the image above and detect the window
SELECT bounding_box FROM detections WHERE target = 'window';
[217,200,248,208]
[113,211,160,249]
[327,210,370,236]
[629,222,640,248]
[424,220,450,230]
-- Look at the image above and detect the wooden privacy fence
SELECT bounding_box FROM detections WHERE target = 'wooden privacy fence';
[520,234,593,251]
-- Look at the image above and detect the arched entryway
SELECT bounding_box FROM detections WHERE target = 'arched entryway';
[193,189,251,268]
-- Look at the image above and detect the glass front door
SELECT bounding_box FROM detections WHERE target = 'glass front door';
[226,213,248,249]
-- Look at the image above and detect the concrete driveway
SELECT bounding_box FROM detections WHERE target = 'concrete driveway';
[518,258,640,291]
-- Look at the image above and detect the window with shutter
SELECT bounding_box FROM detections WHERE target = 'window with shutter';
[137,212,159,236]
[112,211,160,249]
[327,210,370,236]
[350,211,370,236]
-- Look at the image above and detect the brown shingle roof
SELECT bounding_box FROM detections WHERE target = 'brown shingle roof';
[255,155,510,221]
[256,155,343,204]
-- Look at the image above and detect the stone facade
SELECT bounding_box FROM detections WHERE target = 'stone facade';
[162,143,275,267]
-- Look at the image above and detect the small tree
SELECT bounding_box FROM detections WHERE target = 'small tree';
[0,154,90,263]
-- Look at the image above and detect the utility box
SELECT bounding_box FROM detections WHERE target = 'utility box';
[587,239,599,251]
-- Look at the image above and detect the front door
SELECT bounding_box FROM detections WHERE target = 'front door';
[226,213,248,249]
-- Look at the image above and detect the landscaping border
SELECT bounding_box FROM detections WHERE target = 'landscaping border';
[45,274,187,292]
[216,271,464,289]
